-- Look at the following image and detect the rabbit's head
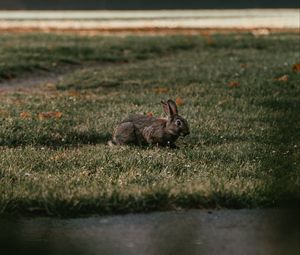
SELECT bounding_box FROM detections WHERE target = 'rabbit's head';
[161,99,190,137]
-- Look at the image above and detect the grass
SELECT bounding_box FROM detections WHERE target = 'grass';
[0,34,199,80]
[0,33,299,216]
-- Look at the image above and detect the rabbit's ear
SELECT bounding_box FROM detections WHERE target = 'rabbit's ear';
[161,100,171,116]
[167,99,178,116]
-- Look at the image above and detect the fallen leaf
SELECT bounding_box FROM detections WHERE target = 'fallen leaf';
[54,111,63,118]
[38,112,50,120]
[20,111,31,119]
[227,81,240,88]
[147,112,154,117]
[154,87,169,94]
[175,97,184,106]
[292,63,300,72]
[68,90,81,97]
[38,111,62,120]
[276,75,289,82]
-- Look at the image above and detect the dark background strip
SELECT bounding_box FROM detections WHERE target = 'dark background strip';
[0,0,299,10]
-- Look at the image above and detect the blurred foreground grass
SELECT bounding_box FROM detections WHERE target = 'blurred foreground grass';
[0,33,299,216]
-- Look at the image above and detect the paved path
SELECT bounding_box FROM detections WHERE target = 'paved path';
[1,209,299,255]
[0,9,298,32]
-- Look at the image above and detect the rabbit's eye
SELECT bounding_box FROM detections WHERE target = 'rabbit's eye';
[176,119,182,126]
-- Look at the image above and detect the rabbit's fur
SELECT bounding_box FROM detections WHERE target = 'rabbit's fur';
[110,99,189,147]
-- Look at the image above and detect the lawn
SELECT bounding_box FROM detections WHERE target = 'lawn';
[0,33,299,216]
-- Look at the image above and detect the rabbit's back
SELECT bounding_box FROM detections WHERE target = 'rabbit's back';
[112,114,167,145]
[120,114,157,130]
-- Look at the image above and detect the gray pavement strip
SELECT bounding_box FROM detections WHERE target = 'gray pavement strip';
[0,209,299,255]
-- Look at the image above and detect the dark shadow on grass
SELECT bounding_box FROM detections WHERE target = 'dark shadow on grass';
[258,84,300,207]
[61,131,112,148]
[57,78,122,90]
[1,131,112,149]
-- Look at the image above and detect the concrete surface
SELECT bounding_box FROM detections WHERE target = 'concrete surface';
[0,209,299,255]
[0,9,298,30]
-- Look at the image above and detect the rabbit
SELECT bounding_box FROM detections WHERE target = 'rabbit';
[109,99,190,147]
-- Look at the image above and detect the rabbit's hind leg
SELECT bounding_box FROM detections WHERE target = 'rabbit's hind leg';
[113,122,138,145]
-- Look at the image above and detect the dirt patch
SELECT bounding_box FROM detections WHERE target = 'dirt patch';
[0,62,109,92]
[0,72,62,90]
[0,27,298,36]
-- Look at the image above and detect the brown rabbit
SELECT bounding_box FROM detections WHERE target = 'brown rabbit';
[109,99,190,147]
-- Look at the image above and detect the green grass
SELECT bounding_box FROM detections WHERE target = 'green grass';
[0,34,199,80]
[0,33,299,216]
